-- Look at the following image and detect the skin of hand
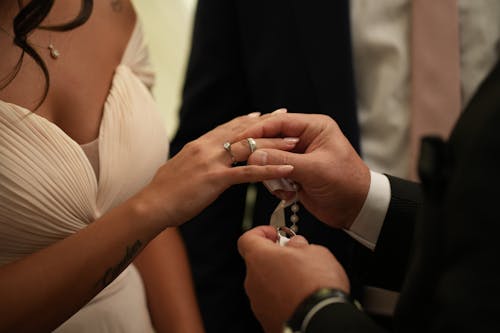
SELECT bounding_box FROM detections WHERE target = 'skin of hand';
[132,113,298,231]
[238,225,350,333]
[241,113,371,230]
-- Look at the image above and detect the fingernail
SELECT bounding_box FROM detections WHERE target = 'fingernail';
[247,112,261,118]
[252,150,268,165]
[278,165,294,172]
[284,137,299,144]
[272,108,287,114]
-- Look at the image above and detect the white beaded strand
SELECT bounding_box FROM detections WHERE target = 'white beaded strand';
[289,182,300,232]
[290,202,300,232]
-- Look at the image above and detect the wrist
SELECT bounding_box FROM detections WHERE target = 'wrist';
[284,288,361,333]
[128,189,171,233]
[344,170,390,250]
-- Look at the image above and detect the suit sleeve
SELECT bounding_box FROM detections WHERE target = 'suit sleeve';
[353,175,422,292]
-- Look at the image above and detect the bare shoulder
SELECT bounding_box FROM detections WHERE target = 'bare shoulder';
[110,0,136,16]
[108,0,137,29]
[94,0,137,49]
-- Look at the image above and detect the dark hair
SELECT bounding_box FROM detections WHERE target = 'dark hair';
[0,0,94,109]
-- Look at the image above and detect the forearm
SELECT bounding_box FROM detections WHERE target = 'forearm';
[0,195,163,332]
[135,227,205,333]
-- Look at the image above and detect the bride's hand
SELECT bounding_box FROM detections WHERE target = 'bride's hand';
[133,113,297,229]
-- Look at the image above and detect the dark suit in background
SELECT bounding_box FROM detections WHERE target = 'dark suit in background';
[301,61,500,332]
[170,0,360,332]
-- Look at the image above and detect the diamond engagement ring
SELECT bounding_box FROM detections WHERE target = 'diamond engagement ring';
[223,141,237,165]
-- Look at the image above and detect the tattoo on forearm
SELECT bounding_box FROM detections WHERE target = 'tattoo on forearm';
[111,0,123,12]
[97,240,143,288]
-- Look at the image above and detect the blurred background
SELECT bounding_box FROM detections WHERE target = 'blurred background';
[132,0,197,138]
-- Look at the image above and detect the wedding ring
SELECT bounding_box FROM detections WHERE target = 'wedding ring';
[247,138,257,153]
[277,226,296,239]
[223,141,237,165]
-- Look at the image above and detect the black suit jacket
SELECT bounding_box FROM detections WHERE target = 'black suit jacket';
[170,1,360,332]
[301,61,500,332]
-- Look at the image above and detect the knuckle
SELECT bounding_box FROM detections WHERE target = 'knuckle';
[184,140,202,156]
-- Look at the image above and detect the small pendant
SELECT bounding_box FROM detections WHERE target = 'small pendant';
[48,44,60,59]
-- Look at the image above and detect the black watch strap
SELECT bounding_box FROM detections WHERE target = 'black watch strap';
[284,288,360,333]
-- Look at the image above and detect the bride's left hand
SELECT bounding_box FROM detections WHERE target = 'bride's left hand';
[134,112,297,229]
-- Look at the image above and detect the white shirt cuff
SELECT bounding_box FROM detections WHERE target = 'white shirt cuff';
[344,171,390,251]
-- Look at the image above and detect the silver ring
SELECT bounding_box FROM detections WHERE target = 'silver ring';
[223,142,237,165]
[247,138,257,153]
[277,226,296,239]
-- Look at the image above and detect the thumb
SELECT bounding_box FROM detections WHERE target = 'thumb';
[237,226,278,258]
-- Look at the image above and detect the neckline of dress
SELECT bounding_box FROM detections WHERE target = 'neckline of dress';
[0,18,140,146]
[80,137,99,148]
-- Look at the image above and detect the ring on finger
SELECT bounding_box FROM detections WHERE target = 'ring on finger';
[223,141,237,165]
[246,137,257,153]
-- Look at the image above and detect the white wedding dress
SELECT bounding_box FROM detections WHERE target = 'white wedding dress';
[0,19,168,332]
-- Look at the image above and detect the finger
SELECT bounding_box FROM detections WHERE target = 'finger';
[271,108,287,114]
[237,114,338,154]
[238,226,279,257]
[212,112,267,143]
[228,137,299,164]
[248,149,308,176]
[235,113,309,141]
[286,235,309,248]
[224,164,294,185]
[221,112,290,145]
[247,111,262,118]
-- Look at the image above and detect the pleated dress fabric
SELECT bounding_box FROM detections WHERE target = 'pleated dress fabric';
[0,21,168,332]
